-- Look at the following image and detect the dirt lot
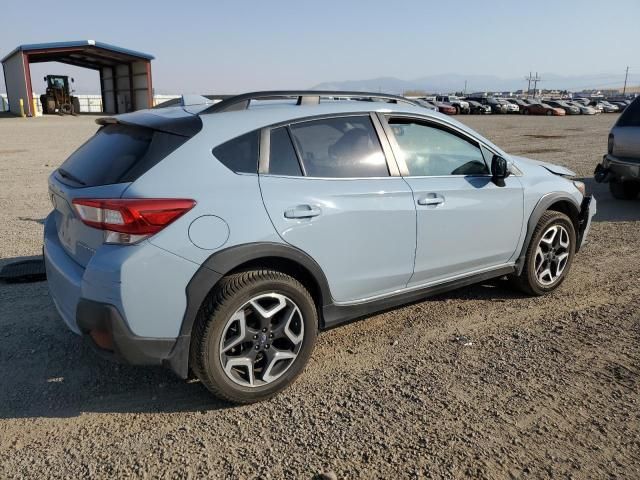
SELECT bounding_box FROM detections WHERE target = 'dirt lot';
[0,113,638,479]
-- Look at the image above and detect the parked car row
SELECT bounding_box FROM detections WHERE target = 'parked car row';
[413,95,635,116]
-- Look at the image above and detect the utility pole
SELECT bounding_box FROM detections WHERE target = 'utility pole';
[623,66,629,95]
[532,72,542,97]
[525,72,541,97]
[464,80,467,96]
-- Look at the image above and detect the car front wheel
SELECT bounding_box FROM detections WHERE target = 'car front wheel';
[190,270,317,403]
[512,211,576,296]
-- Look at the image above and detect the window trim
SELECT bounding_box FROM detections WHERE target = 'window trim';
[286,125,307,176]
[378,112,495,178]
[259,126,306,177]
[259,112,401,180]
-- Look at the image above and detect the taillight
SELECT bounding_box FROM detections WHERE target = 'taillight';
[72,198,195,244]
[608,133,614,154]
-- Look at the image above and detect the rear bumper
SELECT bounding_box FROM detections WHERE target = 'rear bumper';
[595,154,640,183]
[44,213,84,334]
[76,299,188,374]
[43,212,194,377]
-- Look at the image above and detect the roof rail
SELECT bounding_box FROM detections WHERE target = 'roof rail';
[200,90,419,114]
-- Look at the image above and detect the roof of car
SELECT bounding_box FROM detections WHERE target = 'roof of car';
[106,93,507,156]
[200,99,439,129]
[198,99,506,156]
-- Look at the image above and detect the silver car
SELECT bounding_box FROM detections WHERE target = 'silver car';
[44,90,596,403]
[595,97,640,199]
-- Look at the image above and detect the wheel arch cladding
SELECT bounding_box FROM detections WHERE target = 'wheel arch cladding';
[546,199,580,232]
[166,243,332,378]
[516,192,581,275]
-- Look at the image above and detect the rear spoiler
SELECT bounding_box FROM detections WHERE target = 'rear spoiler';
[95,111,202,137]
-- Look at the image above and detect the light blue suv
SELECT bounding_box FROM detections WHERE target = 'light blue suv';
[44,91,596,403]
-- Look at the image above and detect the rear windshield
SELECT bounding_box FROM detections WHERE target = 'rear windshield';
[617,98,640,127]
[58,124,188,187]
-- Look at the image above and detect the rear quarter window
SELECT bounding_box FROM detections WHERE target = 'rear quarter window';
[212,130,260,174]
[59,124,188,187]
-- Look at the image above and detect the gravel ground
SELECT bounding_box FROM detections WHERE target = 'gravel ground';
[0,113,638,479]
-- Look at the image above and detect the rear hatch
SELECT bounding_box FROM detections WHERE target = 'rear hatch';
[49,113,200,267]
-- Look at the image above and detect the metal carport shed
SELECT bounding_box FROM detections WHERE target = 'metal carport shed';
[1,40,154,116]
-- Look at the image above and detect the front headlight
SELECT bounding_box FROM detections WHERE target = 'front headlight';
[573,180,586,196]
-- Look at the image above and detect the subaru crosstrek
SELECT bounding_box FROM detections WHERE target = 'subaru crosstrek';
[44,91,596,403]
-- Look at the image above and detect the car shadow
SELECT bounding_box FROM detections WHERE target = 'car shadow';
[0,324,232,419]
[0,258,233,419]
[577,177,640,223]
[0,264,526,419]
[429,278,525,302]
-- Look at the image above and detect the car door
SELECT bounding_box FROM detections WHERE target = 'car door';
[259,114,417,303]
[380,114,524,287]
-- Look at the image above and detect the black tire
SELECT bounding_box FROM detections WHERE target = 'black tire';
[40,95,48,114]
[524,109,530,115]
[190,270,317,404]
[609,180,639,200]
[454,106,460,115]
[546,110,553,116]
[511,211,576,296]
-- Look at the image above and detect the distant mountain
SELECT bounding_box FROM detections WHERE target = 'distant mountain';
[312,73,628,93]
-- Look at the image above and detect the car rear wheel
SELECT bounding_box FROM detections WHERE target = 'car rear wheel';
[511,211,576,296]
[546,110,553,116]
[523,109,529,115]
[190,270,317,404]
[609,180,639,200]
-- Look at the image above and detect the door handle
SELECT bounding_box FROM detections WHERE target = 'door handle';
[284,205,322,219]
[417,194,445,206]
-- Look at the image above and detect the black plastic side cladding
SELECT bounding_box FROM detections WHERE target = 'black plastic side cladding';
[166,242,333,378]
[515,192,581,275]
[322,266,515,329]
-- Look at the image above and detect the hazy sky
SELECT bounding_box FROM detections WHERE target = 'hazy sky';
[1,0,637,94]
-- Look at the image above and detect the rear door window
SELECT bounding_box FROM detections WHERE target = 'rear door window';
[58,124,188,187]
[288,116,388,178]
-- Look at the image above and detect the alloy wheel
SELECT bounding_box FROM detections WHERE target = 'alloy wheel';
[534,225,570,286]
[219,293,304,387]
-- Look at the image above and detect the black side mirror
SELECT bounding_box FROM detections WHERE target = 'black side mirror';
[43,77,47,82]
[71,78,75,83]
[491,155,510,186]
